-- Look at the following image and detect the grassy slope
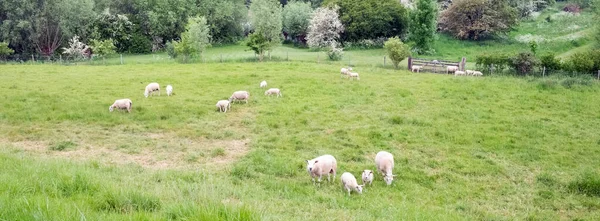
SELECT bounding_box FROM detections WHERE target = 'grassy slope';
[1,63,599,220]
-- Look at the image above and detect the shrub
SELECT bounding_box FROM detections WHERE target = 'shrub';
[439,0,518,40]
[90,39,116,61]
[62,36,90,61]
[511,52,540,75]
[165,41,176,58]
[128,34,152,54]
[326,43,344,61]
[0,42,14,60]
[475,53,512,73]
[566,52,595,74]
[539,53,562,71]
[344,38,387,49]
[384,37,411,69]
[306,5,344,49]
[245,33,271,61]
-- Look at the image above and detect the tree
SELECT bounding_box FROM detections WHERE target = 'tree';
[185,16,212,56]
[409,0,437,55]
[90,9,134,53]
[90,39,116,63]
[306,5,344,49]
[0,42,14,60]
[0,0,39,57]
[384,37,411,69]
[439,0,518,40]
[245,32,271,61]
[249,0,283,49]
[196,0,247,44]
[282,1,313,44]
[173,34,195,63]
[511,52,539,75]
[324,0,409,42]
[32,1,64,57]
[62,36,90,61]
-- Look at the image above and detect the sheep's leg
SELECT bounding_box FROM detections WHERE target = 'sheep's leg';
[327,173,331,183]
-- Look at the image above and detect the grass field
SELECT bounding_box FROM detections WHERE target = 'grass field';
[1,62,599,220]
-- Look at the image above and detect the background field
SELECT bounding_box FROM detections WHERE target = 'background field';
[1,62,599,220]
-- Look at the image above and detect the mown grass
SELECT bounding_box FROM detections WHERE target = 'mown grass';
[1,62,600,220]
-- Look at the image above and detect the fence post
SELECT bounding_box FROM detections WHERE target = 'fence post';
[32,54,35,63]
[120,54,123,65]
[269,51,271,60]
[384,56,386,67]
[59,55,62,64]
[407,57,412,71]
[220,54,223,63]
[543,67,546,77]
[460,57,467,71]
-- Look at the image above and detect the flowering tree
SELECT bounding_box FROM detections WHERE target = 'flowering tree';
[306,5,344,49]
[62,36,90,60]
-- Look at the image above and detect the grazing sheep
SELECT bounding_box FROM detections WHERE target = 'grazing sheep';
[166,85,173,96]
[306,154,338,185]
[466,70,474,76]
[215,100,231,113]
[472,71,483,76]
[229,91,250,104]
[144,82,160,98]
[109,99,132,113]
[348,72,360,80]
[454,71,466,76]
[260,80,267,88]
[264,88,282,97]
[375,151,396,186]
[341,67,352,78]
[362,170,374,186]
[446,66,459,74]
[411,65,422,73]
[341,172,364,196]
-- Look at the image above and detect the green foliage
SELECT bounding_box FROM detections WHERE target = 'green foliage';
[511,52,540,75]
[326,44,344,60]
[165,41,177,58]
[0,42,14,60]
[569,171,600,197]
[90,39,116,58]
[540,53,562,71]
[90,9,133,53]
[282,0,313,42]
[245,33,271,61]
[196,0,247,44]
[250,0,283,47]
[384,37,411,69]
[173,35,196,63]
[128,34,152,54]
[529,40,538,55]
[409,0,438,55]
[566,51,595,74]
[186,16,212,55]
[439,0,518,40]
[325,0,409,42]
[475,53,512,73]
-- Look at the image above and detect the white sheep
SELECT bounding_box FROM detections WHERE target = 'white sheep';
[446,66,459,74]
[260,80,267,88]
[454,71,466,76]
[361,170,374,186]
[341,172,364,196]
[264,88,282,97]
[472,71,483,76]
[215,100,231,113]
[375,151,396,185]
[166,85,173,96]
[144,82,160,98]
[466,70,474,76]
[306,154,338,185]
[411,65,422,73]
[109,99,132,113]
[341,67,352,78]
[229,91,250,104]
[348,72,360,80]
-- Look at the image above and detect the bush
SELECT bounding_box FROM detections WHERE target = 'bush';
[439,0,518,40]
[327,44,344,61]
[475,53,512,73]
[128,34,152,54]
[0,42,14,60]
[245,33,271,61]
[540,53,562,71]
[343,38,387,49]
[511,52,540,75]
[384,37,411,69]
[165,41,176,58]
[566,52,595,74]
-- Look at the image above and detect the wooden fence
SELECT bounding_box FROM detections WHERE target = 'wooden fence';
[408,57,466,74]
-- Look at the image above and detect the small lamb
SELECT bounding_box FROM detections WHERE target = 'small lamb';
[144,82,160,98]
[411,65,422,73]
[264,88,282,97]
[166,85,173,96]
[306,154,338,185]
[260,80,267,88]
[215,100,231,113]
[341,67,352,78]
[454,71,466,76]
[341,172,364,196]
[348,72,360,80]
[466,70,474,76]
[229,91,250,104]
[362,170,374,186]
[109,99,132,113]
[472,71,483,76]
[446,66,459,74]
[375,151,396,186]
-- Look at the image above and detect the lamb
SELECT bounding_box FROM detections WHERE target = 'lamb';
[144,82,160,98]
[466,70,474,76]
[472,71,483,76]
[411,65,422,73]
[166,85,173,96]
[260,80,267,88]
[348,72,360,80]
[341,67,352,78]
[375,151,396,185]
[446,66,459,74]
[341,172,364,196]
[215,100,231,113]
[454,71,466,76]
[306,154,338,185]
[361,170,374,186]
[109,99,132,113]
[264,88,282,97]
[229,91,250,104]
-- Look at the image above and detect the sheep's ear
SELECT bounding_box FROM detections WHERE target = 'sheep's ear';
[314,160,318,164]
[305,160,309,163]
[369,171,373,175]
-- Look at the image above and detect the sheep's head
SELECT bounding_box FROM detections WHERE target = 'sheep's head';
[362,170,373,179]
[384,174,396,185]
[355,185,364,194]
[264,90,269,95]
[306,160,318,174]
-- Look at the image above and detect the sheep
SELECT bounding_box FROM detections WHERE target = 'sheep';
[472,71,483,76]
[109,99,132,113]
[361,170,374,186]
[306,154,338,185]
[341,67,352,78]
[144,82,160,98]
[454,71,466,76]
[341,172,364,196]
[260,80,267,88]
[466,70,474,76]
[215,100,231,113]
[411,65,422,73]
[348,72,360,80]
[446,66,459,74]
[229,91,250,104]
[166,85,173,96]
[264,88,282,97]
[375,151,396,186]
